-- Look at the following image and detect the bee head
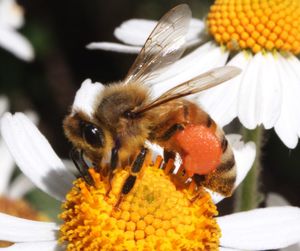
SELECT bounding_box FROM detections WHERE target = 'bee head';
[63,79,113,165]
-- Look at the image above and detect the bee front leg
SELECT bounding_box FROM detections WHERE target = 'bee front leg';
[115,147,148,209]
[106,143,120,197]
[70,148,94,186]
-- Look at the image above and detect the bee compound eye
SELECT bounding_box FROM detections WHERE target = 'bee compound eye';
[82,124,104,148]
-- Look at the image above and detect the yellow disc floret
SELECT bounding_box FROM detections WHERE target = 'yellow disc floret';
[59,158,221,251]
[207,0,300,54]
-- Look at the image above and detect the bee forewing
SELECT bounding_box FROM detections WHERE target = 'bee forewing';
[134,66,241,114]
[124,4,192,84]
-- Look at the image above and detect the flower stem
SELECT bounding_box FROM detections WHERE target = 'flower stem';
[234,126,264,211]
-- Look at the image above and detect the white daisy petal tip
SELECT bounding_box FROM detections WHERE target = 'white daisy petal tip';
[0,212,59,242]
[211,134,256,204]
[72,79,105,118]
[0,29,34,62]
[86,42,141,54]
[1,112,75,201]
[114,19,157,46]
[0,95,9,116]
[218,206,300,250]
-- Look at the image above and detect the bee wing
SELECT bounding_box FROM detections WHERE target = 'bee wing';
[124,4,191,84]
[134,66,241,114]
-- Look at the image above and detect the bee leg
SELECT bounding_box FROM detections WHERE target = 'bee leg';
[70,148,94,186]
[189,174,206,203]
[159,123,184,141]
[106,139,121,197]
[163,149,176,171]
[115,147,148,208]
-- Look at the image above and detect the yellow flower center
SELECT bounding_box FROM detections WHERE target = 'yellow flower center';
[59,157,221,251]
[207,0,300,54]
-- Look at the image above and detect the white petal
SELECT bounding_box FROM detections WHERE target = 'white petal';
[237,52,261,129]
[150,42,229,99]
[0,28,34,61]
[114,19,157,46]
[1,113,75,201]
[86,42,141,54]
[274,55,300,148]
[1,241,61,251]
[256,53,282,129]
[288,55,300,138]
[218,207,300,250]
[0,0,24,29]
[229,134,256,189]
[281,243,300,251]
[0,95,9,116]
[114,18,204,46]
[0,213,58,242]
[219,248,241,251]
[7,174,34,199]
[198,52,249,127]
[266,192,291,207]
[0,139,15,194]
[211,134,256,204]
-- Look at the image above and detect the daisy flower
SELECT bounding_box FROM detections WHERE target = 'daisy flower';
[0,0,34,61]
[88,0,300,149]
[266,192,300,251]
[0,96,43,247]
[0,81,300,251]
[0,96,37,200]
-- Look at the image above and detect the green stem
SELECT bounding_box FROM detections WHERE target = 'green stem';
[234,126,264,211]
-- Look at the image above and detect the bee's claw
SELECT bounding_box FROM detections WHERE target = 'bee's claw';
[114,195,124,211]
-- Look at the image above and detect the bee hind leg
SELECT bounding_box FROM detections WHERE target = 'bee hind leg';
[189,174,206,203]
[115,147,148,209]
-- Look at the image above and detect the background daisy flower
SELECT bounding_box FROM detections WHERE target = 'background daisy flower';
[0,108,299,250]
[88,0,300,149]
[0,0,34,61]
[0,96,38,200]
[0,97,43,247]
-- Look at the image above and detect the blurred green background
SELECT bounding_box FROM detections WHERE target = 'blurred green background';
[0,0,299,221]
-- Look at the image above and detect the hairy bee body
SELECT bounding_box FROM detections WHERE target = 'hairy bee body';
[64,4,241,197]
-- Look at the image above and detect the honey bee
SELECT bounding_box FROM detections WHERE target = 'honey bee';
[63,4,240,201]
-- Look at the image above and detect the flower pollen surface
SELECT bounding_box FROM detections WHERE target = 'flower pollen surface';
[207,0,300,54]
[59,158,220,251]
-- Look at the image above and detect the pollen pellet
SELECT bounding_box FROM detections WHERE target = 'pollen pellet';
[124,231,135,240]
[137,220,146,230]
[145,225,155,236]
[144,214,154,224]
[117,220,126,230]
[207,0,300,54]
[152,219,162,229]
[126,221,136,231]
[59,158,220,250]
[130,212,140,222]
[121,211,130,221]
[135,230,145,240]
[155,228,166,237]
